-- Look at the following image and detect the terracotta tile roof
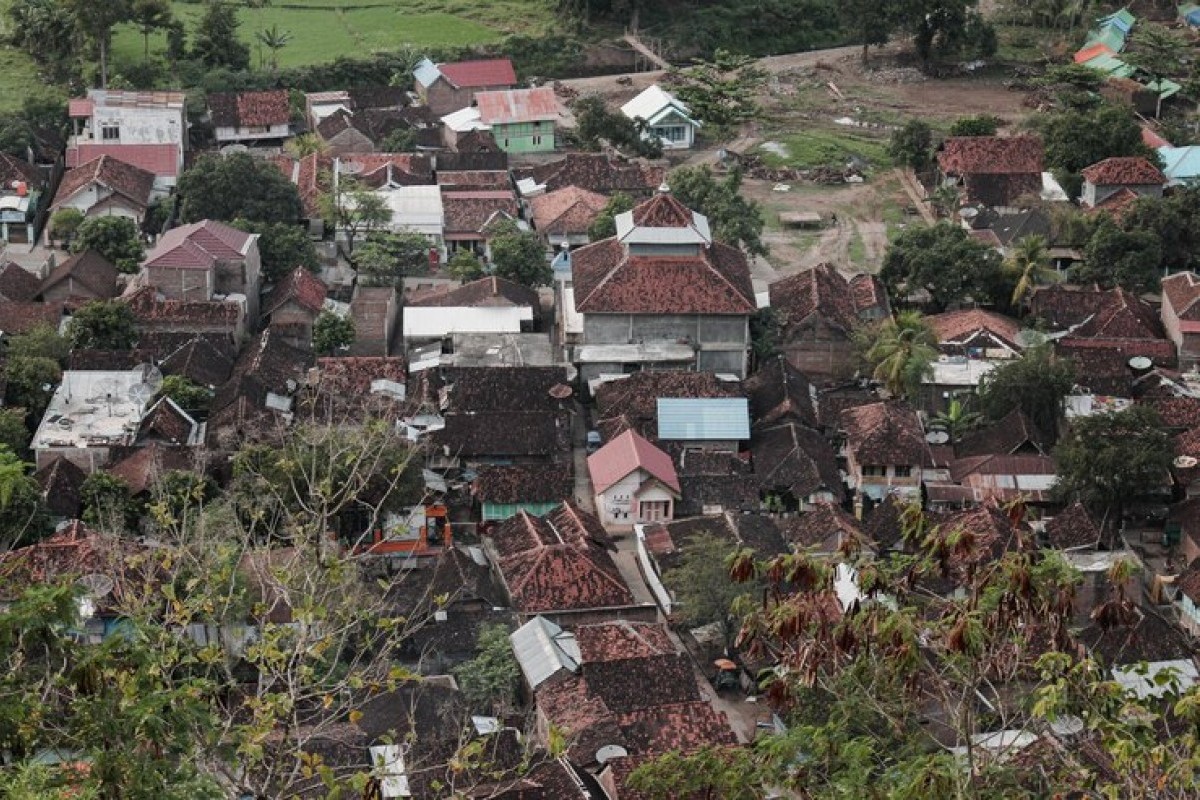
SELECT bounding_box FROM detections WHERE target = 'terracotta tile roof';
[937,135,1044,176]
[817,384,876,429]
[926,308,1022,350]
[0,300,63,333]
[840,401,931,467]
[435,169,511,190]
[487,501,634,613]
[137,330,234,360]
[312,356,405,393]
[207,89,289,128]
[513,154,665,195]
[1085,186,1140,220]
[473,463,574,504]
[571,237,755,314]
[588,428,681,494]
[124,286,240,329]
[1148,396,1200,429]
[67,143,179,178]
[780,501,866,552]
[40,250,119,300]
[52,154,155,210]
[211,329,313,414]
[1078,604,1194,665]
[675,451,760,517]
[476,87,562,125]
[751,421,842,501]
[1043,501,1102,550]
[1081,156,1166,186]
[107,442,194,495]
[595,371,744,441]
[261,267,327,317]
[956,408,1046,457]
[923,504,1030,588]
[408,275,537,308]
[136,397,198,445]
[574,620,675,663]
[437,58,517,88]
[645,514,788,572]
[1177,559,1200,605]
[948,454,1057,496]
[745,354,818,429]
[339,152,433,189]
[849,272,886,311]
[416,365,572,412]
[0,262,41,302]
[863,493,908,551]
[0,521,144,604]
[66,348,152,371]
[33,456,86,519]
[440,190,518,235]
[528,186,608,237]
[1162,272,1200,322]
[437,412,571,459]
[144,220,254,270]
[436,151,508,172]
[1029,285,1158,334]
[769,264,872,338]
[159,335,235,387]
[1057,338,1175,396]
[0,151,42,188]
[616,701,737,753]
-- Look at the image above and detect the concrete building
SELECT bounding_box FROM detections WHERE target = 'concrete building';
[413,57,517,116]
[67,90,187,190]
[620,85,700,150]
[31,369,155,471]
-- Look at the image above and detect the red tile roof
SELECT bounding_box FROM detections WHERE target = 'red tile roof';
[33,457,86,519]
[437,58,517,89]
[262,267,327,317]
[476,87,563,125]
[339,152,432,188]
[937,135,1044,176]
[1142,126,1171,149]
[594,371,744,441]
[1044,501,1103,550]
[52,154,155,210]
[473,463,574,505]
[208,89,289,128]
[487,501,634,613]
[514,154,665,196]
[926,308,1022,349]
[67,143,179,178]
[144,220,254,270]
[137,397,198,445]
[1085,186,1140,219]
[745,354,818,429]
[0,151,42,188]
[0,262,41,302]
[107,442,194,495]
[407,275,537,308]
[841,401,931,467]
[124,286,241,329]
[1163,272,1200,322]
[0,521,143,604]
[528,185,608,237]
[1074,42,1114,63]
[68,98,94,117]
[751,421,842,501]
[440,189,518,235]
[588,428,681,494]
[1177,559,1200,605]
[574,620,676,663]
[1148,396,1200,429]
[40,250,119,300]
[769,263,875,338]
[159,335,236,387]
[572,237,755,315]
[0,300,62,333]
[781,500,866,552]
[1081,156,1166,186]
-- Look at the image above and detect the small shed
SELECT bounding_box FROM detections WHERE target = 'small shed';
[779,211,824,229]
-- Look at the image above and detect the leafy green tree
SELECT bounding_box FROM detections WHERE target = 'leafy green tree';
[312,311,355,355]
[572,94,662,157]
[355,231,430,287]
[880,221,1005,311]
[254,24,292,72]
[446,248,486,282]
[64,0,131,87]
[158,375,213,415]
[1076,218,1162,294]
[6,0,79,84]
[931,397,983,443]
[630,745,763,799]
[130,0,172,61]
[586,191,634,241]
[1120,187,1200,273]
[1124,23,1187,118]
[0,445,47,546]
[178,152,302,224]
[0,408,29,455]
[232,219,319,283]
[897,0,990,69]
[321,177,391,261]
[666,49,766,132]
[669,166,766,256]
[839,0,900,65]
[48,208,84,248]
[888,119,933,171]
[80,470,135,529]
[1005,234,1055,306]
[663,531,757,648]
[488,222,551,288]
[4,357,61,419]
[4,323,70,363]
[1054,405,1171,532]
[864,311,937,398]
[191,0,249,70]
[379,126,416,153]
[1040,103,1158,196]
[1036,62,1105,111]
[71,216,144,273]
[66,300,138,350]
[948,114,1000,136]
[454,623,519,715]
[283,132,327,159]
[977,344,1075,444]
[749,307,781,368]
[148,469,215,530]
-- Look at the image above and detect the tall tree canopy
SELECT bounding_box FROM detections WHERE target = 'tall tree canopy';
[65,300,138,351]
[177,152,302,225]
[191,0,250,70]
[1075,218,1162,294]
[488,222,552,288]
[976,344,1075,444]
[71,216,144,273]
[880,221,1005,311]
[669,166,766,256]
[862,311,938,398]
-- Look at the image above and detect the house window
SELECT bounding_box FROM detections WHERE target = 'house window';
[894,465,913,478]
[656,125,687,143]
[640,500,670,521]
[862,465,886,477]
[532,135,542,146]
[101,125,120,141]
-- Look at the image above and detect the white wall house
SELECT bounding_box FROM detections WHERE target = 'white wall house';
[209,90,291,146]
[620,85,701,150]
[403,306,533,341]
[587,429,681,528]
[67,90,187,189]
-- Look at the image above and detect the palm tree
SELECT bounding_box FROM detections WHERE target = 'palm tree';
[933,398,984,443]
[865,311,938,399]
[284,133,328,159]
[1005,234,1055,307]
[255,25,292,72]
[131,0,173,62]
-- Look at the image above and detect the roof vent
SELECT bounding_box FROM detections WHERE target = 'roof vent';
[657,181,670,194]
[1128,356,1153,374]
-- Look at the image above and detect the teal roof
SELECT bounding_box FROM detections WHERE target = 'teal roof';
[1086,26,1127,52]
[1081,53,1135,77]
[1099,8,1136,32]
[656,398,750,441]
[1158,145,1200,183]
[1145,78,1182,99]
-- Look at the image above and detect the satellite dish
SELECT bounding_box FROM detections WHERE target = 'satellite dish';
[1174,455,1198,469]
[1128,356,1153,372]
[548,383,573,399]
[128,382,155,404]
[595,744,628,764]
[76,573,114,600]
[926,430,950,445]
[133,364,163,391]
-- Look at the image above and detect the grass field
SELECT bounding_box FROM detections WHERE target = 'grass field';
[111,0,557,72]
[0,0,48,112]
[757,128,893,172]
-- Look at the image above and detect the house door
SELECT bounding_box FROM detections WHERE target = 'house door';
[639,500,669,522]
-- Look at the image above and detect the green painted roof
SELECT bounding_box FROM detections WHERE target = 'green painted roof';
[1099,8,1136,32]
[1145,78,1183,99]
[1082,53,1135,78]
[1086,26,1127,52]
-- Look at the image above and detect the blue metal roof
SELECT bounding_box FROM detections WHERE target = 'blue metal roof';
[1159,146,1200,184]
[657,397,750,440]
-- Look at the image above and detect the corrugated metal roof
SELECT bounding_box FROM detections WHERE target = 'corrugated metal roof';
[620,85,697,128]
[476,87,562,125]
[510,616,579,689]
[412,58,441,89]
[656,398,750,440]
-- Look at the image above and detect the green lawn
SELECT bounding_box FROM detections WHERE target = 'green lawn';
[0,0,47,112]
[758,128,893,172]
[111,0,556,72]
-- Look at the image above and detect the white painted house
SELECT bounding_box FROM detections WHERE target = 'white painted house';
[208,90,290,146]
[587,429,681,528]
[620,85,700,150]
[402,276,538,343]
[67,90,187,190]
